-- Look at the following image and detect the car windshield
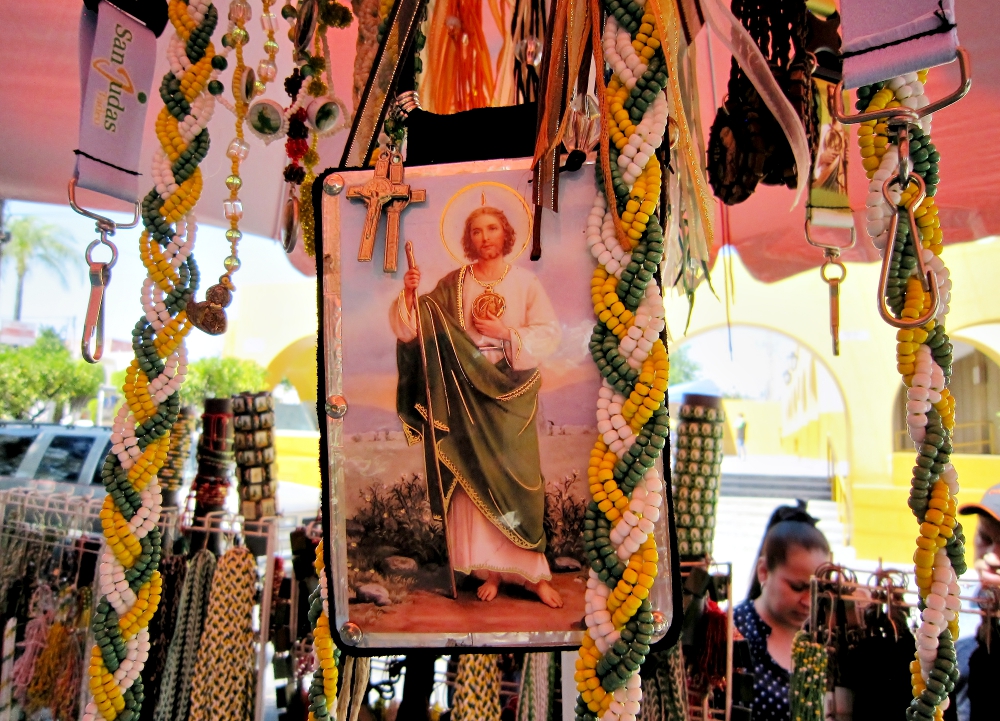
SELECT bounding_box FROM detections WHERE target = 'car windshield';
[0,433,38,476]
[34,435,95,483]
[91,440,112,485]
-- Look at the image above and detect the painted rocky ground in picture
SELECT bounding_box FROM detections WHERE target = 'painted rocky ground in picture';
[343,424,594,635]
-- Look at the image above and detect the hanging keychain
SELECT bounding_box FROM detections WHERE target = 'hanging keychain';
[820,251,847,355]
[68,179,140,363]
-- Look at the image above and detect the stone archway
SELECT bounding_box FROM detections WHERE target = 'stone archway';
[266,334,318,403]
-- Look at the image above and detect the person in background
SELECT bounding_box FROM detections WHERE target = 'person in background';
[734,502,830,721]
[947,484,1000,721]
[735,413,748,460]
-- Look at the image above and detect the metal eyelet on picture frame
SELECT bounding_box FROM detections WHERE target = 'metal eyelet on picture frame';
[325,394,348,419]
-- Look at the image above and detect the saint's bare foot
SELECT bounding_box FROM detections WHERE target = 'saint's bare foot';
[528,579,563,608]
[477,572,501,601]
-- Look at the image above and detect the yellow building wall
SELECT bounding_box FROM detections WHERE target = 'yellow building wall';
[668,239,1000,565]
[852,452,1000,565]
[780,412,847,460]
[719,399,784,456]
[274,431,321,488]
[223,280,318,378]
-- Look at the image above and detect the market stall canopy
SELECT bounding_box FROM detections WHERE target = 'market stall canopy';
[690,0,1000,282]
[0,1,356,246]
[1,0,997,283]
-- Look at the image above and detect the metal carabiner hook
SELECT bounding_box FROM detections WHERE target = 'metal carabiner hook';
[68,179,139,362]
[805,208,857,253]
[877,172,940,329]
[67,179,141,231]
[81,236,118,363]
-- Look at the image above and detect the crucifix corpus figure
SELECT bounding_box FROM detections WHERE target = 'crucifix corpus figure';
[347,146,425,272]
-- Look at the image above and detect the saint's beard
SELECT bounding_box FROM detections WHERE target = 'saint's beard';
[475,244,502,261]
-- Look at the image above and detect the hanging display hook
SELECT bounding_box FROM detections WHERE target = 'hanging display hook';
[68,179,140,363]
[876,172,940,329]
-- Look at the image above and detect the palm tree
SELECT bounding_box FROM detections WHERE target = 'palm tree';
[2,216,77,321]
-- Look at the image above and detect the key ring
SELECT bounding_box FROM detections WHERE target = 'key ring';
[85,236,118,270]
[820,251,847,285]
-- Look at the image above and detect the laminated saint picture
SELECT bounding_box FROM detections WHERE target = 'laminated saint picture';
[319,159,670,647]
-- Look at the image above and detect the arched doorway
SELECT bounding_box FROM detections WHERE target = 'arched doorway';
[892,340,1000,454]
[674,324,850,501]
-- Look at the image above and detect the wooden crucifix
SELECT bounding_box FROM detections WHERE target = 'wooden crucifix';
[347,147,425,272]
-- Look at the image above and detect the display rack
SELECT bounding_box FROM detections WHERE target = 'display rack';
[0,488,182,721]
[810,563,1000,635]
[681,559,734,721]
[0,488,181,571]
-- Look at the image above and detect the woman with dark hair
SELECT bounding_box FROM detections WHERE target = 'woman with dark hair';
[733,502,830,721]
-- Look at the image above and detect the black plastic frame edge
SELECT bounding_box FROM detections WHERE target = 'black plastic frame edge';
[337,0,427,170]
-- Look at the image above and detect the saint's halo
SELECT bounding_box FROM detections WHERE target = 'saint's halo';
[439,181,532,265]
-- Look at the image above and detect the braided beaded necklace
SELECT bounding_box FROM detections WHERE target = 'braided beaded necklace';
[305,540,340,721]
[188,546,258,721]
[853,72,963,721]
[575,0,673,719]
[84,4,215,718]
[152,549,216,721]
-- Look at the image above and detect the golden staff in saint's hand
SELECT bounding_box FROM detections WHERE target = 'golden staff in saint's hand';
[404,240,456,598]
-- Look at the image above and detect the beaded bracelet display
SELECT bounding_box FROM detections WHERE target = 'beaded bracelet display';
[306,541,339,721]
[672,402,724,558]
[854,73,963,721]
[83,2,215,718]
[574,1,672,719]
[159,408,196,503]
[232,391,278,520]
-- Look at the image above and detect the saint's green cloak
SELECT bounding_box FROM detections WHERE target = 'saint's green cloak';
[397,267,546,552]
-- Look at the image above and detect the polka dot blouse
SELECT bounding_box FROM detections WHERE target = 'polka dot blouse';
[734,599,791,721]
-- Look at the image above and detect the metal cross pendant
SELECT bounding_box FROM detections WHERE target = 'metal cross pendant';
[347,146,425,272]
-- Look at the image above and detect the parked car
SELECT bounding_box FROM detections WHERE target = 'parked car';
[0,423,112,497]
